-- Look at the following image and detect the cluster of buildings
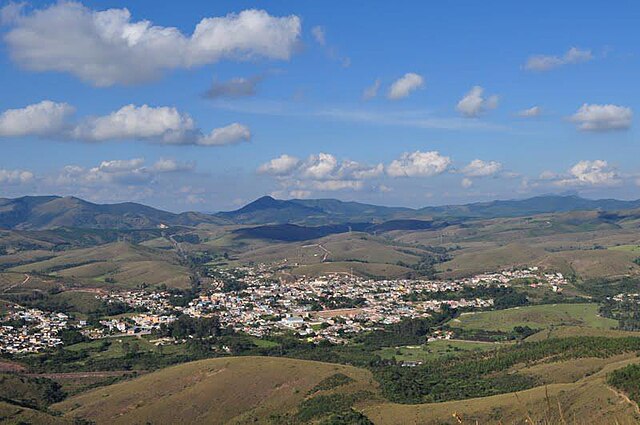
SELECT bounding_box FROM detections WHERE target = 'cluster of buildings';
[183,274,494,343]
[83,266,568,344]
[0,308,68,354]
[466,267,567,293]
[97,290,177,313]
[0,265,570,350]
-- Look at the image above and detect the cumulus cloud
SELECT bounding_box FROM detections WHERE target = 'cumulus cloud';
[257,154,300,175]
[388,73,424,100]
[518,106,541,118]
[301,153,339,179]
[258,152,383,194]
[462,159,502,177]
[73,105,196,143]
[570,104,632,132]
[53,157,194,187]
[3,2,302,86]
[555,160,620,187]
[387,151,451,177]
[0,168,34,184]
[197,123,251,146]
[456,86,499,117]
[0,100,75,137]
[525,47,593,72]
[362,79,380,101]
[204,75,263,99]
[0,101,250,146]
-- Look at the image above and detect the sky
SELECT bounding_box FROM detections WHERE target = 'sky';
[1,0,640,212]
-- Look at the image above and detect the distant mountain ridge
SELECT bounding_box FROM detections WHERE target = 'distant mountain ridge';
[218,194,640,225]
[2,194,640,230]
[0,196,226,230]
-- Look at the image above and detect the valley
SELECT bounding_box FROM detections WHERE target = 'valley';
[2,194,640,424]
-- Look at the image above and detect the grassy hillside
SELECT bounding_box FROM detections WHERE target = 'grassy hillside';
[8,242,190,289]
[54,356,379,425]
[449,303,617,332]
[52,352,640,425]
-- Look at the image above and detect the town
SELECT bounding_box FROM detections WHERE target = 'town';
[0,267,567,352]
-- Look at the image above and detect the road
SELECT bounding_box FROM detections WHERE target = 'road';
[2,274,30,293]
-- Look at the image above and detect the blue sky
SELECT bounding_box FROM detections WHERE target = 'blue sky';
[1,0,639,211]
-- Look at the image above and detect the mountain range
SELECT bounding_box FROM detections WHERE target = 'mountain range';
[2,194,640,230]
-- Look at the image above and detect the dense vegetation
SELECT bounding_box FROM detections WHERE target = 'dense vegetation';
[600,297,640,331]
[374,336,640,403]
[0,373,65,410]
[608,363,640,404]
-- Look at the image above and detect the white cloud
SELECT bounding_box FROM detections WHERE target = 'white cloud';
[204,75,263,99]
[351,163,384,179]
[462,159,502,177]
[456,86,499,117]
[570,104,632,132]
[97,158,144,173]
[0,168,34,184]
[301,153,338,179]
[525,47,593,72]
[362,79,380,101]
[388,73,424,100]
[197,123,251,146]
[387,151,451,177]
[258,154,300,175]
[259,152,382,194]
[152,158,195,173]
[4,3,301,86]
[73,104,196,143]
[461,177,473,188]
[311,25,326,46]
[0,101,250,146]
[0,100,75,137]
[555,160,619,186]
[53,157,194,188]
[518,106,541,118]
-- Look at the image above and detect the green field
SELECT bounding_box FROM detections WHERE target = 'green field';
[449,303,618,332]
[377,340,504,362]
[609,244,640,252]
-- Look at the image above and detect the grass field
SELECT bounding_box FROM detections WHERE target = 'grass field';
[609,245,640,252]
[526,325,640,342]
[54,356,379,425]
[8,242,190,289]
[448,303,618,332]
[377,340,504,362]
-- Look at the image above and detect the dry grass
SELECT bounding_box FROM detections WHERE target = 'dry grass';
[54,356,378,425]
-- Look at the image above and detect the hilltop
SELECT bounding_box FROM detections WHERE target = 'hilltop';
[54,356,379,425]
[4,194,640,230]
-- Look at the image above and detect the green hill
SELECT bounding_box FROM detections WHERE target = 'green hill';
[54,356,379,425]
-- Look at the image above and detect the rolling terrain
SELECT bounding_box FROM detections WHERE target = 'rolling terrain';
[54,356,380,424]
[49,353,640,425]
